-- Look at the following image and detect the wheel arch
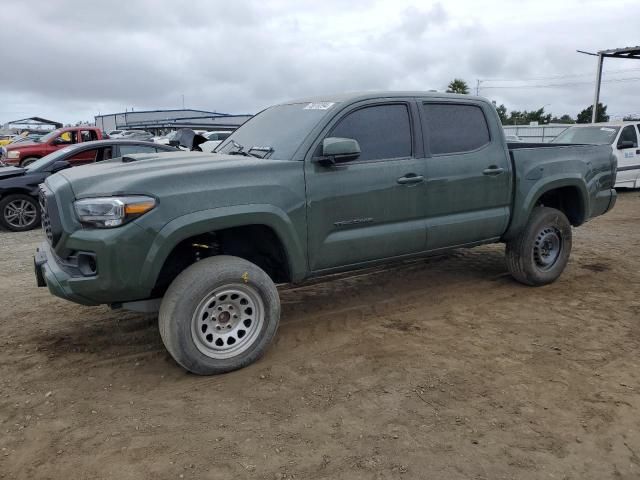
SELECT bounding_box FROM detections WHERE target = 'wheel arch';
[139,204,307,295]
[504,176,589,240]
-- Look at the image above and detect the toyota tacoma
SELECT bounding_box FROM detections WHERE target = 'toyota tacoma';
[34,92,617,375]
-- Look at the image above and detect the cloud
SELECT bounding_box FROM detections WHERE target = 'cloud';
[1,0,639,124]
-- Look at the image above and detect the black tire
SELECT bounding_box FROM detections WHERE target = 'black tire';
[159,255,280,375]
[0,194,41,232]
[506,206,572,286]
[20,157,39,167]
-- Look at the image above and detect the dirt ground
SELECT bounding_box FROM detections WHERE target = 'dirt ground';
[1,191,639,480]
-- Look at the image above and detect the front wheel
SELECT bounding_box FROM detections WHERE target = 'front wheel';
[0,194,41,231]
[506,206,572,286]
[159,255,280,375]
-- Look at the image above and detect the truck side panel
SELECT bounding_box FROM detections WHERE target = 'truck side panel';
[503,144,615,241]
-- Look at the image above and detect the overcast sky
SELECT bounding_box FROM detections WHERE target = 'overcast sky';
[1,0,639,125]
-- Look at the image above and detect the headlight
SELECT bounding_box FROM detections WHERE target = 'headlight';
[7,151,20,159]
[74,195,156,228]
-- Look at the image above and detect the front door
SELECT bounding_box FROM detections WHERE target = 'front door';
[305,101,427,272]
[615,124,640,188]
[420,101,512,250]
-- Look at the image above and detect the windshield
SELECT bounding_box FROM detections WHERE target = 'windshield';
[553,126,620,145]
[216,102,338,160]
[25,146,76,172]
[36,129,64,144]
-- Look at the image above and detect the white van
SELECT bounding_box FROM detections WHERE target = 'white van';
[553,121,640,188]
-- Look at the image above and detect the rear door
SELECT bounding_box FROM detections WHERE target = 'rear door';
[614,124,640,187]
[305,100,428,271]
[420,100,512,250]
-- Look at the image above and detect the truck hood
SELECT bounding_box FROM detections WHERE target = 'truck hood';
[4,141,39,151]
[0,166,26,179]
[56,151,285,198]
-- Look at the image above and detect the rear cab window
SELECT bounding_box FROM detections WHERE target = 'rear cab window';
[80,130,99,142]
[421,103,490,155]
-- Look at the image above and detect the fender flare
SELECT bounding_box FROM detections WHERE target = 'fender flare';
[504,175,589,240]
[138,204,307,288]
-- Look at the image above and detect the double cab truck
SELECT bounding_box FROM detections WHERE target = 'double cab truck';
[34,92,617,375]
[1,126,104,167]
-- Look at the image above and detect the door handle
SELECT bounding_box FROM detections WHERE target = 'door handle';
[483,166,505,176]
[397,174,424,185]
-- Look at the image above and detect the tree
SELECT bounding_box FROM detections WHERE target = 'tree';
[495,104,508,124]
[446,78,469,94]
[550,114,575,124]
[502,107,552,125]
[576,103,609,123]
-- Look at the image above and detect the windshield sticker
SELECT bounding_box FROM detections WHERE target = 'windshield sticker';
[304,102,335,110]
[600,128,616,132]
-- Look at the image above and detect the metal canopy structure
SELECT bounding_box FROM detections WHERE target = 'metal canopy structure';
[578,46,640,123]
[2,116,63,133]
[94,109,252,134]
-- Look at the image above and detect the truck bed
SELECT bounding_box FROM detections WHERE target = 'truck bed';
[504,142,616,239]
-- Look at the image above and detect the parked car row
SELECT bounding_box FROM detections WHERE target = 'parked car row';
[0,140,178,231]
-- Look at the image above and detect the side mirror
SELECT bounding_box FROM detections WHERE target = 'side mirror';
[618,140,636,150]
[50,160,71,173]
[168,140,180,147]
[315,137,361,165]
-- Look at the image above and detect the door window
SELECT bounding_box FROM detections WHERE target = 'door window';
[67,148,99,163]
[618,125,638,148]
[422,103,490,155]
[329,104,412,161]
[55,131,76,145]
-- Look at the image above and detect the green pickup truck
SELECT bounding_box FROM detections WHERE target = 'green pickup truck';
[34,92,617,375]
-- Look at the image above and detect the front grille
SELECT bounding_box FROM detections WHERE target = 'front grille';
[39,185,62,246]
[39,187,53,244]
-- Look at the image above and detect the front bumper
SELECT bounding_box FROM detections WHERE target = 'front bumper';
[35,241,99,306]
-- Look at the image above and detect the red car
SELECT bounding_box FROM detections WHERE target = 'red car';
[1,126,106,167]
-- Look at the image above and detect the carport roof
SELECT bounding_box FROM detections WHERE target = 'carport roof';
[5,116,63,128]
[598,46,640,59]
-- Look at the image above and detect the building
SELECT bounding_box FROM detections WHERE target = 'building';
[94,109,253,135]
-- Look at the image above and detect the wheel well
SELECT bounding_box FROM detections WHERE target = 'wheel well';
[152,225,290,297]
[536,186,585,226]
[19,157,41,167]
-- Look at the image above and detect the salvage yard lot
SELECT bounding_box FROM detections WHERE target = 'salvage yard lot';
[1,191,639,480]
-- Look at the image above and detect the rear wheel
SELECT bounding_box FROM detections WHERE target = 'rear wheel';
[506,207,572,286]
[159,255,280,375]
[0,194,41,231]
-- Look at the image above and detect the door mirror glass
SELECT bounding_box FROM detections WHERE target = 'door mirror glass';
[49,160,71,173]
[318,137,361,164]
[618,140,636,150]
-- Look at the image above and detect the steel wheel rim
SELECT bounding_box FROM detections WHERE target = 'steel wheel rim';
[4,199,37,228]
[191,283,265,359]
[533,226,562,271]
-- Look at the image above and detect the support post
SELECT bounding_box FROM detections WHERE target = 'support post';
[591,54,604,123]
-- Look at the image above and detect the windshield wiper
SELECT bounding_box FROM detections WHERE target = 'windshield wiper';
[226,140,261,158]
